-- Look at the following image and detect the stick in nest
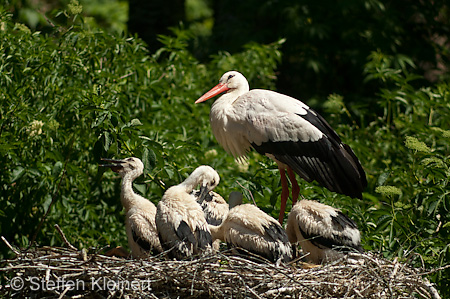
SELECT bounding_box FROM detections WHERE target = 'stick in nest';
[0,246,443,299]
[54,224,78,251]
[1,236,20,256]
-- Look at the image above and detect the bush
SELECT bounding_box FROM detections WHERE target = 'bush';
[323,51,450,294]
[0,4,449,297]
[0,8,281,256]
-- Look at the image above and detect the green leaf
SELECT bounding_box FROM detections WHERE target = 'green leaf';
[142,147,156,172]
[11,166,25,182]
[52,161,63,178]
[91,112,109,129]
[377,172,390,186]
[129,118,143,127]
[103,131,112,152]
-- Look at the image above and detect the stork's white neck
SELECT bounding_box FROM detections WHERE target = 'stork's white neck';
[120,174,144,211]
[209,88,253,158]
[180,175,202,194]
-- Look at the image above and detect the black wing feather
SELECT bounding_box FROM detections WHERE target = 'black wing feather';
[175,220,198,245]
[194,191,225,226]
[204,215,223,226]
[298,212,363,253]
[131,228,152,251]
[195,228,213,249]
[252,109,366,199]
[228,243,276,263]
[298,225,357,252]
[332,211,359,231]
[263,223,290,243]
[301,107,342,146]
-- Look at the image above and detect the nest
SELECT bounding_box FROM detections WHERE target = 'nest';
[0,233,442,298]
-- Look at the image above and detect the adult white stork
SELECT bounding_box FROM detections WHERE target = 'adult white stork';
[155,165,218,259]
[100,157,163,258]
[195,71,367,223]
[208,191,293,263]
[286,199,363,264]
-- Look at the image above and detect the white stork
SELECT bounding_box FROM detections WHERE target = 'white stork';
[286,199,363,264]
[194,190,229,226]
[100,157,163,258]
[208,191,293,263]
[194,190,229,250]
[195,71,367,223]
[155,165,219,259]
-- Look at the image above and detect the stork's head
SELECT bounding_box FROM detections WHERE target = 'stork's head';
[100,157,144,179]
[184,165,220,201]
[195,71,249,104]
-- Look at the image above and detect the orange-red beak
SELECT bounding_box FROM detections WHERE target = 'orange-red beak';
[195,83,230,104]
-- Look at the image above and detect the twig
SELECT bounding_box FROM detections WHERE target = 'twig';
[113,72,135,82]
[389,257,399,279]
[58,287,71,299]
[1,236,20,256]
[0,248,442,298]
[54,224,78,251]
[423,278,441,299]
[419,264,450,276]
[236,180,257,206]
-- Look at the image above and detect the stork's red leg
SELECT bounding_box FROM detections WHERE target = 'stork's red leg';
[287,167,300,204]
[278,166,289,224]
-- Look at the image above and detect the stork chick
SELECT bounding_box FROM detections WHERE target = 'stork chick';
[100,157,162,258]
[156,165,219,259]
[194,190,229,251]
[209,192,293,263]
[195,190,228,226]
[286,199,363,264]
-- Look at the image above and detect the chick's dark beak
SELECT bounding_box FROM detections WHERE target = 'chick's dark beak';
[99,158,125,172]
[197,184,210,203]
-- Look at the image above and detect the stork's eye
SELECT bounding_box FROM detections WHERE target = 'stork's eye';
[227,74,235,80]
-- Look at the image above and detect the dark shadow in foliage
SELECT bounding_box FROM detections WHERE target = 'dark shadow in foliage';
[210,0,449,105]
[128,0,186,51]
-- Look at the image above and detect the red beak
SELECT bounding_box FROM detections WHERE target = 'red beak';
[195,83,230,104]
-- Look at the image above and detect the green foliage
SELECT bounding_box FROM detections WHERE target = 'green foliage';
[209,0,450,106]
[5,0,128,34]
[0,8,281,258]
[375,185,402,197]
[1,2,450,297]
[336,51,450,294]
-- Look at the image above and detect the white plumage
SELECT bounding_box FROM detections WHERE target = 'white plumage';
[196,71,367,223]
[208,192,293,263]
[100,157,162,258]
[156,165,219,259]
[286,199,363,264]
